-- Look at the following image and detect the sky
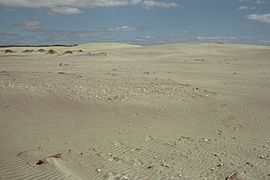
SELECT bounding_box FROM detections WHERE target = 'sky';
[0,0,270,45]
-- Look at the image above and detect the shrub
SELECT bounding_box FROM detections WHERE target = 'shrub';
[47,49,57,54]
[4,49,15,53]
[63,50,73,54]
[22,49,34,53]
[38,49,46,53]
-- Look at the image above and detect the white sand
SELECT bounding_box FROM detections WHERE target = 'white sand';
[0,43,270,179]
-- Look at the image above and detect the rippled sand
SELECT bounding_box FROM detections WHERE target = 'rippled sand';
[0,43,270,179]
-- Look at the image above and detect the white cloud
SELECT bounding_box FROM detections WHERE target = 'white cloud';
[256,0,266,4]
[106,26,138,32]
[135,35,154,41]
[0,0,150,8]
[238,0,250,3]
[197,36,236,43]
[241,36,257,39]
[0,32,40,44]
[142,0,178,9]
[247,13,270,23]
[259,40,270,43]
[197,36,236,40]
[48,7,82,15]
[239,5,256,10]
[238,0,250,2]
[0,0,179,14]
[16,20,42,30]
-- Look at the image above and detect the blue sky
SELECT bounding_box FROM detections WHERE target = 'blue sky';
[0,0,270,45]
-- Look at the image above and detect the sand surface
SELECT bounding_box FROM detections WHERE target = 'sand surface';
[0,43,270,180]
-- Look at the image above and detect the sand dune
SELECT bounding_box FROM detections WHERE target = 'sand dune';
[0,43,270,179]
[0,43,140,56]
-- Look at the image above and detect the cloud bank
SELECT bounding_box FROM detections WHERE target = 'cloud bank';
[247,13,270,23]
[0,0,178,15]
[15,20,43,31]
[238,5,256,10]
[105,26,138,32]
[48,7,83,15]
[197,36,236,41]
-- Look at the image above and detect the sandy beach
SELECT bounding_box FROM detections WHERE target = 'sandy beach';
[0,43,270,180]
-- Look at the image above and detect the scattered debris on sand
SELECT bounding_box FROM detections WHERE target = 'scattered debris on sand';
[36,160,46,165]
[88,52,107,56]
[36,153,62,165]
[225,171,238,180]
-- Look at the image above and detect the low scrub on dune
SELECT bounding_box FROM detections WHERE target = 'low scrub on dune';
[63,51,73,54]
[47,49,57,54]
[38,49,46,53]
[22,49,34,53]
[4,49,15,53]
[75,49,83,53]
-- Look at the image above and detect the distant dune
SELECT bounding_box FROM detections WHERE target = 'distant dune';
[0,42,140,49]
[0,43,270,180]
[0,44,78,48]
[0,43,141,55]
